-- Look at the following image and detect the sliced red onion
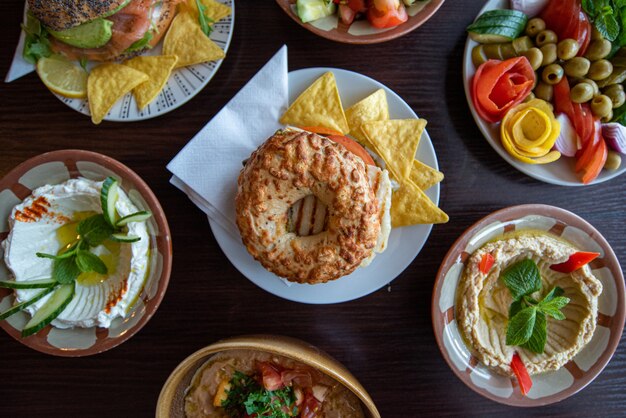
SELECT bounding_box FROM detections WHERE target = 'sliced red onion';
[553,114,579,157]
[510,0,549,17]
[311,384,330,402]
[602,123,626,154]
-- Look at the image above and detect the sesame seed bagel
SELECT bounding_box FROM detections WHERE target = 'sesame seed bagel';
[28,0,130,31]
[236,130,381,284]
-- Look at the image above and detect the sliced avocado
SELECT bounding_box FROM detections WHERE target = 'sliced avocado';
[49,18,113,49]
[101,0,132,18]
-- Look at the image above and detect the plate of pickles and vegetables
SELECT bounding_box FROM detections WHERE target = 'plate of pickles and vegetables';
[463,0,626,186]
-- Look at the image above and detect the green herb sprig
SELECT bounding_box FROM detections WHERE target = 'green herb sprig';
[36,177,149,285]
[196,0,215,37]
[582,0,626,47]
[221,371,297,418]
[21,11,51,64]
[502,259,571,354]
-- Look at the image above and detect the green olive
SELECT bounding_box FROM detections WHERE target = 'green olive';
[512,36,534,54]
[536,30,558,46]
[603,84,626,108]
[500,43,517,59]
[605,151,622,170]
[602,109,614,123]
[525,18,546,37]
[557,39,580,61]
[564,57,591,78]
[570,82,595,103]
[540,43,558,66]
[522,47,544,71]
[534,82,554,102]
[590,94,613,118]
[542,63,564,85]
[591,26,604,41]
[483,43,505,60]
[585,39,612,61]
[471,45,489,67]
[577,78,600,96]
[587,59,614,81]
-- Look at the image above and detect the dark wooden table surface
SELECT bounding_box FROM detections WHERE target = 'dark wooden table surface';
[1,1,625,417]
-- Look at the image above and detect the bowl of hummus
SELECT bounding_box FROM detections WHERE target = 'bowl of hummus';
[0,150,172,356]
[432,204,624,406]
[157,335,380,417]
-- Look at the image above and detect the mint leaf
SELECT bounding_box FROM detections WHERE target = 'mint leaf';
[597,10,620,41]
[543,286,565,302]
[501,259,541,300]
[509,298,525,319]
[77,215,114,247]
[522,312,547,354]
[53,257,81,284]
[76,250,108,275]
[506,306,537,346]
[538,296,570,320]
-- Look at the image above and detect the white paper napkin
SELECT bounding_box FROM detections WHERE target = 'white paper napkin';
[5,4,34,83]
[167,45,289,238]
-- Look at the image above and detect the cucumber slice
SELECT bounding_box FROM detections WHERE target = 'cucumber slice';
[110,233,141,243]
[0,286,56,321]
[296,0,336,23]
[0,278,57,289]
[101,177,119,227]
[22,283,75,337]
[467,9,527,44]
[115,210,152,226]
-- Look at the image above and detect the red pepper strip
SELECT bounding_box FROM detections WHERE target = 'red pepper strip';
[510,353,532,396]
[479,253,495,274]
[553,77,574,121]
[550,251,600,273]
[471,58,535,123]
[580,138,607,184]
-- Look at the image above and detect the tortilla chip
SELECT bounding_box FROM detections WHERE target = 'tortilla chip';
[87,63,149,124]
[280,72,350,134]
[184,0,232,22]
[163,11,225,68]
[124,55,178,110]
[391,179,449,227]
[410,160,444,191]
[345,89,389,147]
[361,119,427,182]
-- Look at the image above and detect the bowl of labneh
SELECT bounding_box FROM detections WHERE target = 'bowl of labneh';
[157,335,381,418]
[0,150,172,356]
[432,204,625,406]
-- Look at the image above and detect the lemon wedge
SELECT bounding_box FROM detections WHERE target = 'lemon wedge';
[36,55,87,99]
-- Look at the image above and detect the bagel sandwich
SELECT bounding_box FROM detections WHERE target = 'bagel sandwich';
[285,127,392,268]
[236,128,392,284]
[27,0,182,61]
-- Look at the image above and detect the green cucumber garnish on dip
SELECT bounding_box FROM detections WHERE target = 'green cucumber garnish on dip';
[0,177,152,336]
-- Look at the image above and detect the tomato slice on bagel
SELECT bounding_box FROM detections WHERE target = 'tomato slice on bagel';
[327,134,376,167]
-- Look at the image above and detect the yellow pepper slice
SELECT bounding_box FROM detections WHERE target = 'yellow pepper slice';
[500,99,561,165]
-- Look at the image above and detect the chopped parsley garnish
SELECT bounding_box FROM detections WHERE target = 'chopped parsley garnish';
[196,0,215,37]
[222,371,297,418]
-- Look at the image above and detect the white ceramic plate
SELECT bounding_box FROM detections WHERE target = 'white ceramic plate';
[463,0,626,186]
[209,67,441,304]
[54,0,234,122]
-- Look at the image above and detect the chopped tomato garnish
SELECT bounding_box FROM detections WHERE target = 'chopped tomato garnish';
[300,389,322,418]
[541,0,591,56]
[256,361,284,391]
[367,0,408,28]
[550,251,600,273]
[510,353,532,396]
[479,253,495,275]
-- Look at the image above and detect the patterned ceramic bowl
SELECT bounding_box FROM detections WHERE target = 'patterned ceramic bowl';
[432,204,625,406]
[0,150,172,356]
[276,0,445,44]
[157,334,381,417]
